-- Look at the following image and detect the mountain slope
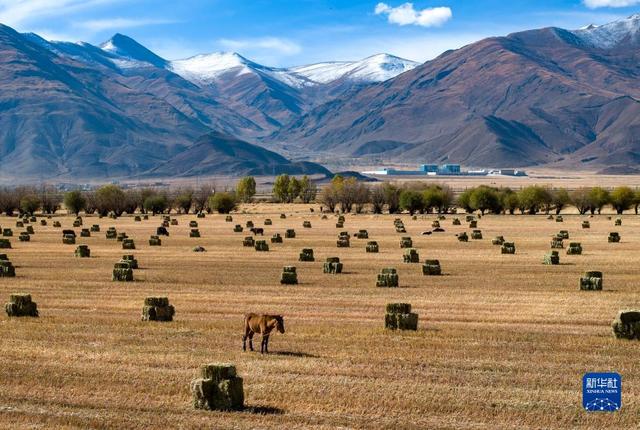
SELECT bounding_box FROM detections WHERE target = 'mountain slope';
[144,132,331,177]
[272,15,640,168]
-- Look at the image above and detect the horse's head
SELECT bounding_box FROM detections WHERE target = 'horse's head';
[275,315,285,334]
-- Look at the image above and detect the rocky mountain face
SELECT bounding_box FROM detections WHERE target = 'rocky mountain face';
[0,25,415,181]
[271,14,640,170]
[1,14,640,181]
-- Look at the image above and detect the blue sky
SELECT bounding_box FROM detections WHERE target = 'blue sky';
[1,0,639,66]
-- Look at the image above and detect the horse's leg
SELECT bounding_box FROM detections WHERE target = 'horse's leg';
[263,335,270,354]
[248,332,255,351]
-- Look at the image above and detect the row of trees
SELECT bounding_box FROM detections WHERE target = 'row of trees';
[458,185,640,215]
[2,180,640,216]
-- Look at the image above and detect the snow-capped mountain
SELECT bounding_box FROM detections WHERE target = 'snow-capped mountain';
[571,14,640,49]
[168,51,418,88]
[289,54,419,84]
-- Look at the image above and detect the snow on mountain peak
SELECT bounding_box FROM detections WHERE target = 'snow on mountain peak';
[572,14,640,49]
[170,52,255,83]
[288,54,418,85]
[100,34,167,68]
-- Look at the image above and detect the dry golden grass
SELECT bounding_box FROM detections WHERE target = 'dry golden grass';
[0,205,638,429]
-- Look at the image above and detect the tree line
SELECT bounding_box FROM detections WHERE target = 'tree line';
[1,179,639,216]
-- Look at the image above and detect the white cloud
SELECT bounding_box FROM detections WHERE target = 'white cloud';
[218,37,302,56]
[583,0,640,7]
[0,0,126,27]
[375,2,452,27]
[75,18,176,32]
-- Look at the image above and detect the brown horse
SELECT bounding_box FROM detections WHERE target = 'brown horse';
[242,313,285,354]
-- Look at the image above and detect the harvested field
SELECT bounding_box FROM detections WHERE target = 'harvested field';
[0,206,639,429]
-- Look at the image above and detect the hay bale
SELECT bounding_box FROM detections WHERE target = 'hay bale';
[543,251,559,265]
[366,241,379,253]
[189,221,198,228]
[62,234,76,245]
[193,246,206,252]
[556,216,563,222]
[233,225,243,233]
[465,215,475,222]
[121,255,138,269]
[335,221,344,228]
[431,220,440,228]
[403,249,420,263]
[225,215,233,222]
[303,221,312,228]
[243,236,255,247]
[122,239,136,250]
[321,215,328,220]
[492,236,505,246]
[336,232,350,247]
[246,221,254,229]
[338,215,345,223]
[170,219,178,226]
[395,225,406,233]
[501,242,516,254]
[53,221,62,228]
[143,215,149,220]
[376,268,399,288]
[0,239,11,249]
[612,310,640,340]
[582,220,590,229]
[299,248,314,262]
[355,229,369,239]
[452,218,461,225]
[547,215,554,220]
[72,220,81,228]
[471,230,483,240]
[156,226,169,236]
[399,237,413,248]
[254,240,269,252]
[142,297,175,322]
[75,245,90,258]
[134,216,142,222]
[285,229,296,238]
[80,228,91,237]
[106,228,117,239]
[264,219,272,225]
[280,266,298,284]
[5,294,37,317]
[608,232,621,243]
[469,220,478,228]
[412,215,417,221]
[112,262,134,282]
[18,232,30,242]
[197,212,205,219]
[280,213,286,219]
[457,232,468,242]
[2,228,13,237]
[580,271,603,291]
[550,237,564,249]
[386,303,411,314]
[40,220,47,226]
[190,229,201,238]
[191,363,244,411]
[149,235,162,246]
[422,259,441,276]
[323,257,343,274]
[162,220,170,228]
[385,303,418,330]
[90,224,100,232]
[558,230,569,239]
[270,234,282,244]
[25,226,34,234]
[0,254,7,260]
[566,242,582,255]
[615,218,622,226]
[0,260,16,277]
